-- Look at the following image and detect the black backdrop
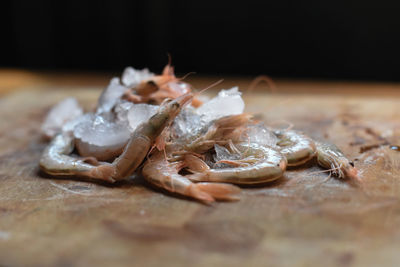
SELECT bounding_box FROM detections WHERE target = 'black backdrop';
[3,0,400,80]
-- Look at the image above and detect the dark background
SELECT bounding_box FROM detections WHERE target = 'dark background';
[3,0,400,80]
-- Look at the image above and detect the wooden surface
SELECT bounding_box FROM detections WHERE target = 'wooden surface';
[1,70,400,267]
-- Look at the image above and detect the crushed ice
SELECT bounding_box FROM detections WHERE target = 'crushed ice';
[196,87,244,122]
[72,114,131,160]
[213,144,242,169]
[42,72,253,162]
[173,107,203,140]
[96,78,127,114]
[41,97,83,138]
[172,87,246,142]
[245,123,278,147]
[121,67,153,87]
[126,104,158,131]
[73,114,130,147]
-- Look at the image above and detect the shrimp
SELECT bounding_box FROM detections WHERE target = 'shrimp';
[40,93,194,182]
[315,142,359,181]
[126,64,177,103]
[123,63,202,107]
[39,133,101,176]
[186,114,253,154]
[142,151,241,203]
[186,143,287,185]
[274,130,316,166]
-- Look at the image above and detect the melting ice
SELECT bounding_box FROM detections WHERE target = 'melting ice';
[41,97,83,138]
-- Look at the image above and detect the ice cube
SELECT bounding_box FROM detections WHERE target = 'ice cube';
[73,114,131,161]
[62,113,92,134]
[74,114,130,146]
[96,77,127,114]
[127,103,159,131]
[213,144,241,169]
[114,101,134,124]
[167,81,191,95]
[196,87,244,123]
[41,97,83,138]
[121,67,154,87]
[173,107,203,139]
[246,123,278,147]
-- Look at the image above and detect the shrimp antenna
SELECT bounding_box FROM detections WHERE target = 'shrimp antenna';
[167,53,172,66]
[178,80,224,110]
[247,75,278,94]
[286,166,341,187]
[162,53,174,76]
[197,79,224,95]
[307,165,342,176]
[177,72,196,81]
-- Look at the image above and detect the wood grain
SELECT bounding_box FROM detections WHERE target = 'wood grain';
[1,74,400,267]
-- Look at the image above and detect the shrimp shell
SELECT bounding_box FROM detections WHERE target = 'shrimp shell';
[316,142,359,180]
[274,130,316,166]
[39,133,99,176]
[187,143,287,185]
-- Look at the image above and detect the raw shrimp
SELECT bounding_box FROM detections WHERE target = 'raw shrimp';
[40,93,194,182]
[273,130,359,180]
[316,142,359,181]
[123,63,202,107]
[124,64,177,103]
[40,62,362,203]
[186,143,287,185]
[39,133,100,176]
[274,130,316,166]
[142,151,241,203]
[185,114,253,154]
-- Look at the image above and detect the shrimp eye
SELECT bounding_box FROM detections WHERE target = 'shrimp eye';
[349,161,354,167]
[147,80,157,86]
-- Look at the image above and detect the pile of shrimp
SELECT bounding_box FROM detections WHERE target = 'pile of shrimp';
[40,64,359,203]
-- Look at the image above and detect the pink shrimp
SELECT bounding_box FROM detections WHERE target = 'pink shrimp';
[142,151,241,203]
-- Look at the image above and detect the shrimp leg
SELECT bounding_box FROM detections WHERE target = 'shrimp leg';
[142,151,241,203]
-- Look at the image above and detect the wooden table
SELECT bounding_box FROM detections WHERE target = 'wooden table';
[1,69,400,267]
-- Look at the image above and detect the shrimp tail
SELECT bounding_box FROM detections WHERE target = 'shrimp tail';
[84,163,116,183]
[185,182,241,203]
[186,183,215,203]
[194,182,241,201]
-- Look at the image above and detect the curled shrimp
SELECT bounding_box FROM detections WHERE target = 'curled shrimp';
[186,114,253,153]
[142,151,241,203]
[273,130,359,180]
[274,130,316,166]
[186,143,287,185]
[315,142,359,181]
[39,133,101,177]
[40,93,194,182]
